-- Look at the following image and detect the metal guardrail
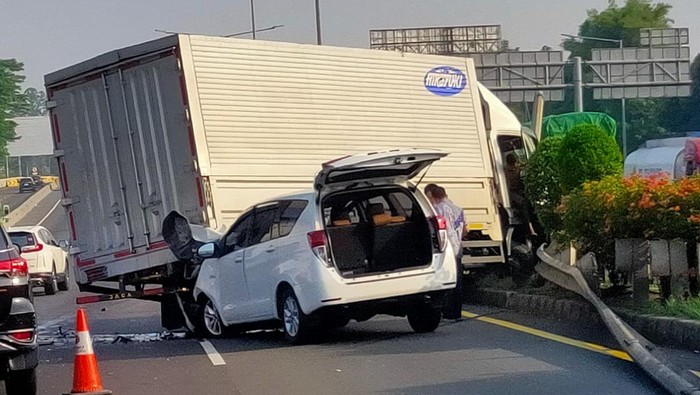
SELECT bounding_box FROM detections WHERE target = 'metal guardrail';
[536,244,700,395]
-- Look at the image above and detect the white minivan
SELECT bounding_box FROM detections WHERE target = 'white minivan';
[192,149,458,343]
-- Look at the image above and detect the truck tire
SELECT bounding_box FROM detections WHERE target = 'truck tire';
[407,306,441,333]
[44,265,58,295]
[6,367,37,395]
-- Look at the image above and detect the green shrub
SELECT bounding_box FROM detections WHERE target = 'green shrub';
[557,124,623,193]
[524,136,564,234]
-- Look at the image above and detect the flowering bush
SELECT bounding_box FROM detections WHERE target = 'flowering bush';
[558,174,700,261]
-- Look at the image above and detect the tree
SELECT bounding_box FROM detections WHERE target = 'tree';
[12,87,47,117]
[563,0,672,60]
[552,0,674,151]
[0,59,23,156]
[663,54,700,135]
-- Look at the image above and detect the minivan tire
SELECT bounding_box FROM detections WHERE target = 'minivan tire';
[196,297,224,338]
[6,367,37,395]
[44,265,58,295]
[407,306,441,333]
[58,260,70,291]
[279,288,312,344]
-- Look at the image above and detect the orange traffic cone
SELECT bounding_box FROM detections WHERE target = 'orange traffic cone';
[64,308,112,395]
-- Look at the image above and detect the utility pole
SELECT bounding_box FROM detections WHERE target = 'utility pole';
[315,0,322,45]
[250,0,256,39]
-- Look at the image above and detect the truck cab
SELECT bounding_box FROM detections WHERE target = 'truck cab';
[460,84,536,270]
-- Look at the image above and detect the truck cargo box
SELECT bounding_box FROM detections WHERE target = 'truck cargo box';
[45,34,499,286]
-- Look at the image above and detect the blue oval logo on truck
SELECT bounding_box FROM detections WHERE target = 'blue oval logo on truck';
[424,66,468,96]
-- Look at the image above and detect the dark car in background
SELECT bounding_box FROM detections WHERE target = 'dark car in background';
[18,178,38,194]
[0,225,37,394]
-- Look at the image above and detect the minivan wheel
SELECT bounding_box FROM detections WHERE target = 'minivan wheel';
[6,367,37,395]
[407,306,441,333]
[197,298,223,338]
[44,265,58,295]
[279,289,312,344]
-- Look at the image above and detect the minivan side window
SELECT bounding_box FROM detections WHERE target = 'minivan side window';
[249,204,278,246]
[223,212,253,254]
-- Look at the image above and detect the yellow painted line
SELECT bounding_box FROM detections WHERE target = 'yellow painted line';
[692,370,700,379]
[462,310,634,362]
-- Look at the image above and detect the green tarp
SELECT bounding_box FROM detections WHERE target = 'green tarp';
[526,112,617,139]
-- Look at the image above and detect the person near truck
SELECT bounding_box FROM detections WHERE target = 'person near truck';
[424,184,464,320]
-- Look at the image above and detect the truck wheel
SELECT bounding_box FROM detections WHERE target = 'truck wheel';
[58,260,70,291]
[279,288,313,344]
[6,367,37,395]
[408,306,441,333]
[44,265,58,295]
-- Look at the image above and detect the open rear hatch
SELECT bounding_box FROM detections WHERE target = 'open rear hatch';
[314,149,447,196]
[317,149,448,278]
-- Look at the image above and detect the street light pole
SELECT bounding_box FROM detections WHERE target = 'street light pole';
[562,33,627,156]
[314,0,322,45]
[573,57,584,112]
[250,0,256,40]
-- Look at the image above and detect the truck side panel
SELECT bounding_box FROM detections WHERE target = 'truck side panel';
[180,35,495,229]
[49,53,203,282]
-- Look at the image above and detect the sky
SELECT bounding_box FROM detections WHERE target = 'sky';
[2,0,699,90]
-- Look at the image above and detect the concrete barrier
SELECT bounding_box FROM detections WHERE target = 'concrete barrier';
[3,185,53,227]
[0,176,59,188]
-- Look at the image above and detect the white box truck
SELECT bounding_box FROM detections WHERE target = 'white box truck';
[45,35,535,326]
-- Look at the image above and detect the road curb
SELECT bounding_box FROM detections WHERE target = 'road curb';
[469,288,700,351]
[4,185,53,227]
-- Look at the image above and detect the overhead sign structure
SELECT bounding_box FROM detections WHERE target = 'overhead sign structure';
[369,24,691,104]
[589,46,691,100]
[369,24,566,103]
[470,51,566,102]
[369,25,504,55]
[640,27,689,48]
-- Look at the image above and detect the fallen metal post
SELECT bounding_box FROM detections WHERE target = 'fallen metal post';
[536,244,700,395]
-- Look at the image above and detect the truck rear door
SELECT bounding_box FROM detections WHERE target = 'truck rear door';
[47,49,204,264]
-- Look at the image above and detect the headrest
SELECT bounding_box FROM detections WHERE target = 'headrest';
[367,203,386,217]
[332,210,350,221]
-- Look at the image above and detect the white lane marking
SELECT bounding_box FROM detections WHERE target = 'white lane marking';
[37,313,73,331]
[199,340,226,366]
[38,199,62,226]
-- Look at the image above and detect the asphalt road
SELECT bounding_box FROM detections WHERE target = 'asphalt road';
[0,186,37,216]
[11,191,697,394]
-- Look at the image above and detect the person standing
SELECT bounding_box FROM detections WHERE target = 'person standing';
[424,184,464,320]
